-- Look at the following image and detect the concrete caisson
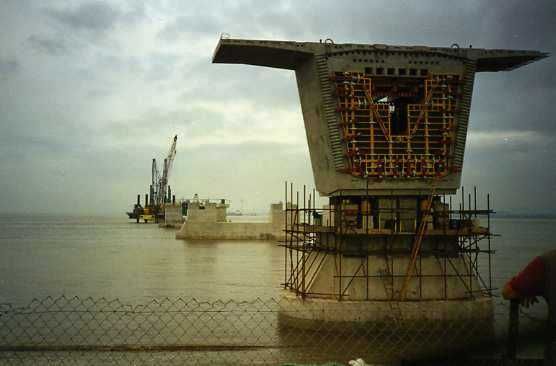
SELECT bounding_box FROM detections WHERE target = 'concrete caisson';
[176,200,286,240]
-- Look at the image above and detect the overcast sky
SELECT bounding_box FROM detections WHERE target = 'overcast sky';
[0,0,554,215]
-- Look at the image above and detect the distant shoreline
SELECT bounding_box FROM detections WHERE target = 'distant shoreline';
[494,213,556,220]
[1,212,555,220]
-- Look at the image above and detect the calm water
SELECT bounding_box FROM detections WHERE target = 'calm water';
[0,214,553,362]
[0,214,554,305]
[0,214,284,305]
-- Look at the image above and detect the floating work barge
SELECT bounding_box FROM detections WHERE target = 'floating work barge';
[212,37,546,354]
[127,135,178,223]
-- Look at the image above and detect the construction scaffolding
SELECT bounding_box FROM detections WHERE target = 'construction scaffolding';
[282,182,495,301]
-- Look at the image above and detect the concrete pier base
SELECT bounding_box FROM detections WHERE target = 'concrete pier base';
[277,291,494,361]
[278,290,493,327]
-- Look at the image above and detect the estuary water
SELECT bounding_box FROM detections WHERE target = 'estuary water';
[0,214,553,362]
[0,214,284,305]
[0,214,554,305]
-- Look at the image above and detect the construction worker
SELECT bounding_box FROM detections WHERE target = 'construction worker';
[502,250,556,364]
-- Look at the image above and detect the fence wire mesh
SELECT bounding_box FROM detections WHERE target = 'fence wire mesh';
[0,295,548,365]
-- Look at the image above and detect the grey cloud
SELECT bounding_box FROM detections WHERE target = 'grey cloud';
[0,112,95,161]
[169,141,314,211]
[145,52,181,81]
[158,15,221,40]
[0,58,19,79]
[45,1,121,32]
[178,63,297,110]
[87,51,180,83]
[463,144,556,212]
[106,109,196,142]
[86,89,112,99]
[27,35,67,55]
[121,2,146,24]
[92,54,144,76]
[478,0,556,50]
[470,65,555,137]
[0,0,554,215]
[156,1,311,42]
[468,0,556,136]
[157,1,479,45]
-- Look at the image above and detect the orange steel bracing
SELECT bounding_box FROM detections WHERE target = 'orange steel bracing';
[331,72,459,179]
[399,189,436,300]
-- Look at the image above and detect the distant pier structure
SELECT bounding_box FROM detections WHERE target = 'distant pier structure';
[175,198,286,240]
[212,38,546,333]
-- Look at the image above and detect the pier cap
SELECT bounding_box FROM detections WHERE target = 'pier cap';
[213,38,547,196]
[213,38,547,72]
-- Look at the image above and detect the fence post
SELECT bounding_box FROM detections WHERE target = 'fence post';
[507,299,520,360]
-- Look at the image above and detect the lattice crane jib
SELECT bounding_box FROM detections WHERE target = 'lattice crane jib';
[155,135,178,206]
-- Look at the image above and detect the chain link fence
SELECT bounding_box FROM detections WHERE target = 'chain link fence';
[0,295,548,365]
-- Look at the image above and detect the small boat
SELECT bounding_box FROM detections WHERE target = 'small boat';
[127,204,143,220]
[126,211,138,219]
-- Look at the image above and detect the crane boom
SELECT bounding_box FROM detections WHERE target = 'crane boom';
[150,158,160,205]
[151,158,159,187]
[164,135,177,183]
[157,135,177,205]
